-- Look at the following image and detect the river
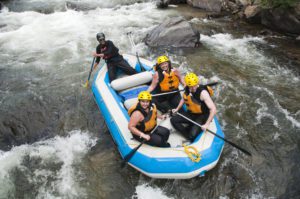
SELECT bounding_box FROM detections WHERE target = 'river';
[0,0,299,198]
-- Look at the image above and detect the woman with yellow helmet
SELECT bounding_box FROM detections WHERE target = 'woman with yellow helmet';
[170,73,217,142]
[128,91,170,147]
[147,55,185,113]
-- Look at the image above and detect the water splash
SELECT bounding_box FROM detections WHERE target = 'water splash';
[254,98,279,128]
[133,183,174,199]
[0,130,97,199]
[253,85,300,128]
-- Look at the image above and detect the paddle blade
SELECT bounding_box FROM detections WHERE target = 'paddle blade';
[83,80,89,88]
[121,141,144,168]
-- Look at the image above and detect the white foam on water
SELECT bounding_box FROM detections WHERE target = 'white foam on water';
[253,85,300,128]
[254,98,279,128]
[0,2,170,69]
[200,33,299,82]
[201,33,266,65]
[133,183,174,199]
[0,130,97,199]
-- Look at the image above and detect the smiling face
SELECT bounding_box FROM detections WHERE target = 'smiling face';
[189,85,198,92]
[139,100,150,110]
[159,62,169,71]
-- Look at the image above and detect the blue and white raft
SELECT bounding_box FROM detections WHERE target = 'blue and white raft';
[92,54,225,179]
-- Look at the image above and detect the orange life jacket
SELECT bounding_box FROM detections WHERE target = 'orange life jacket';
[183,86,213,114]
[158,69,180,92]
[128,102,157,133]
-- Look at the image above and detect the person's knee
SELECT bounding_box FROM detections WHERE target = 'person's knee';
[170,117,176,126]
[189,127,201,141]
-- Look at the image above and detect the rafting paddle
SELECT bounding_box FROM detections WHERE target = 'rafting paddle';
[126,32,147,72]
[152,82,219,97]
[121,124,160,168]
[176,112,252,156]
[83,57,96,88]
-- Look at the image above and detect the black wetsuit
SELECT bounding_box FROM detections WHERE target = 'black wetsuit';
[95,40,136,82]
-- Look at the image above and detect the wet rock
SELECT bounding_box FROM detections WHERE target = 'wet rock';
[244,5,262,24]
[169,0,187,3]
[159,0,188,7]
[187,0,222,13]
[235,0,251,7]
[206,12,226,19]
[295,2,300,15]
[144,16,200,48]
[261,7,300,35]
[259,29,273,36]
[156,0,170,8]
[65,1,97,11]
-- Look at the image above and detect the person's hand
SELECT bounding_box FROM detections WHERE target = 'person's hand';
[141,133,150,141]
[93,64,98,71]
[92,52,98,57]
[201,123,209,132]
[172,109,178,114]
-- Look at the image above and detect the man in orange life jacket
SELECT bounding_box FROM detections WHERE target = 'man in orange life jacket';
[147,55,185,113]
[92,32,136,82]
[128,91,170,147]
[170,73,217,142]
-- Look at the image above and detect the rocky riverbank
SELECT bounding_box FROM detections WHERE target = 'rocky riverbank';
[159,0,300,38]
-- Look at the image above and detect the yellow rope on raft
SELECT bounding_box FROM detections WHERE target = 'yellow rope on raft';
[183,144,201,162]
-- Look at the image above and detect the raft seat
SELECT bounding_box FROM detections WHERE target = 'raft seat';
[111,71,153,91]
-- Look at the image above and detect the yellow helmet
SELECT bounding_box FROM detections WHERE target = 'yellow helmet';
[185,73,199,87]
[138,91,152,101]
[157,55,169,65]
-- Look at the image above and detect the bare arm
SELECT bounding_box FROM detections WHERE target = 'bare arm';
[200,90,217,130]
[128,111,150,140]
[147,72,159,93]
[172,98,185,113]
[174,69,186,87]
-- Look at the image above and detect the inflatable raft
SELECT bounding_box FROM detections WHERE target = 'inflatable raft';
[91,54,224,179]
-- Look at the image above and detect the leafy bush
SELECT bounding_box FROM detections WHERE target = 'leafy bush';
[261,0,298,8]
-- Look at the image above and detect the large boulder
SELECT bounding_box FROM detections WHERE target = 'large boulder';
[187,0,222,12]
[144,16,200,48]
[261,7,300,35]
[244,5,262,23]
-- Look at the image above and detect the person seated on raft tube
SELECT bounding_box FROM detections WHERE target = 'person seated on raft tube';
[128,91,171,147]
[92,32,136,82]
[147,55,185,113]
[170,73,217,142]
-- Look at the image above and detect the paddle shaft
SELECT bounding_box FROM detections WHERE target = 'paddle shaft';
[121,124,160,168]
[87,57,96,82]
[176,112,252,156]
[127,32,146,72]
[152,82,219,97]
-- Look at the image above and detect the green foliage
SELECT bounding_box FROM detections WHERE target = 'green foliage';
[260,0,298,8]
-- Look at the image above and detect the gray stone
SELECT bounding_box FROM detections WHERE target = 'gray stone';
[156,0,170,8]
[236,0,251,6]
[187,0,222,12]
[144,16,200,48]
[244,5,262,23]
[261,7,300,35]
